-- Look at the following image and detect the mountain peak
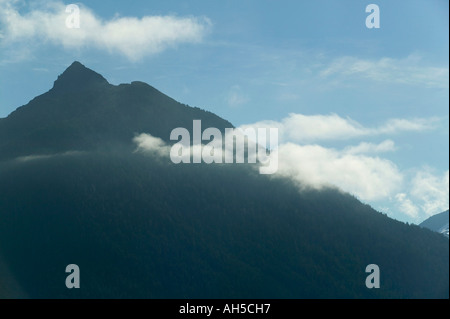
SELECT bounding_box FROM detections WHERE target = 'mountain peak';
[52,61,109,93]
[68,60,84,68]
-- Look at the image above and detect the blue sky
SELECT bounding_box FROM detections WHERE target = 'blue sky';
[0,0,448,223]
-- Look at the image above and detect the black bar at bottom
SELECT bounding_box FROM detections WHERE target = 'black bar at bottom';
[0,299,448,317]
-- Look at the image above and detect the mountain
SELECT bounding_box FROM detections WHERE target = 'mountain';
[0,62,448,299]
[0,61,232,161]
[420,210,449,238]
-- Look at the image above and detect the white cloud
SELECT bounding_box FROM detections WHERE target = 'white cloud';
[282,113,365,142]
[395,193,420,219]
[410,169,449,217]
[240,113,438,144]
[133,133,171,157]
[320,55,449,89]
[344,140,396,155]
[378,118,437,134]
[134,132,218,163]
[273,142,403,201]
[0,0,211,61]
[240,113,446,220]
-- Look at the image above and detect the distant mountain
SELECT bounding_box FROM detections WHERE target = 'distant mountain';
[420,210,449,238]
[0,62,448,298]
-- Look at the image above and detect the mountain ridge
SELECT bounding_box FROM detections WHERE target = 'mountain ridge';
[420,210,449,238]
[0,62,233,161]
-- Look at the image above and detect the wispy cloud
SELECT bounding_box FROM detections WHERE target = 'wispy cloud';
[410,168,449,217]
[320,55,449,89]
[133,133,171,157]
[343,140,396,155]
[0,0,211,61]
[15,151,85,163]
[32,67,49,72]
[240,113,438,144]
[395,193,420,219]
[393,168,449,221]
[227,85,249,107]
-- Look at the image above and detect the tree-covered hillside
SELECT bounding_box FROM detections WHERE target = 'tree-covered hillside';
[0,151,447,298]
